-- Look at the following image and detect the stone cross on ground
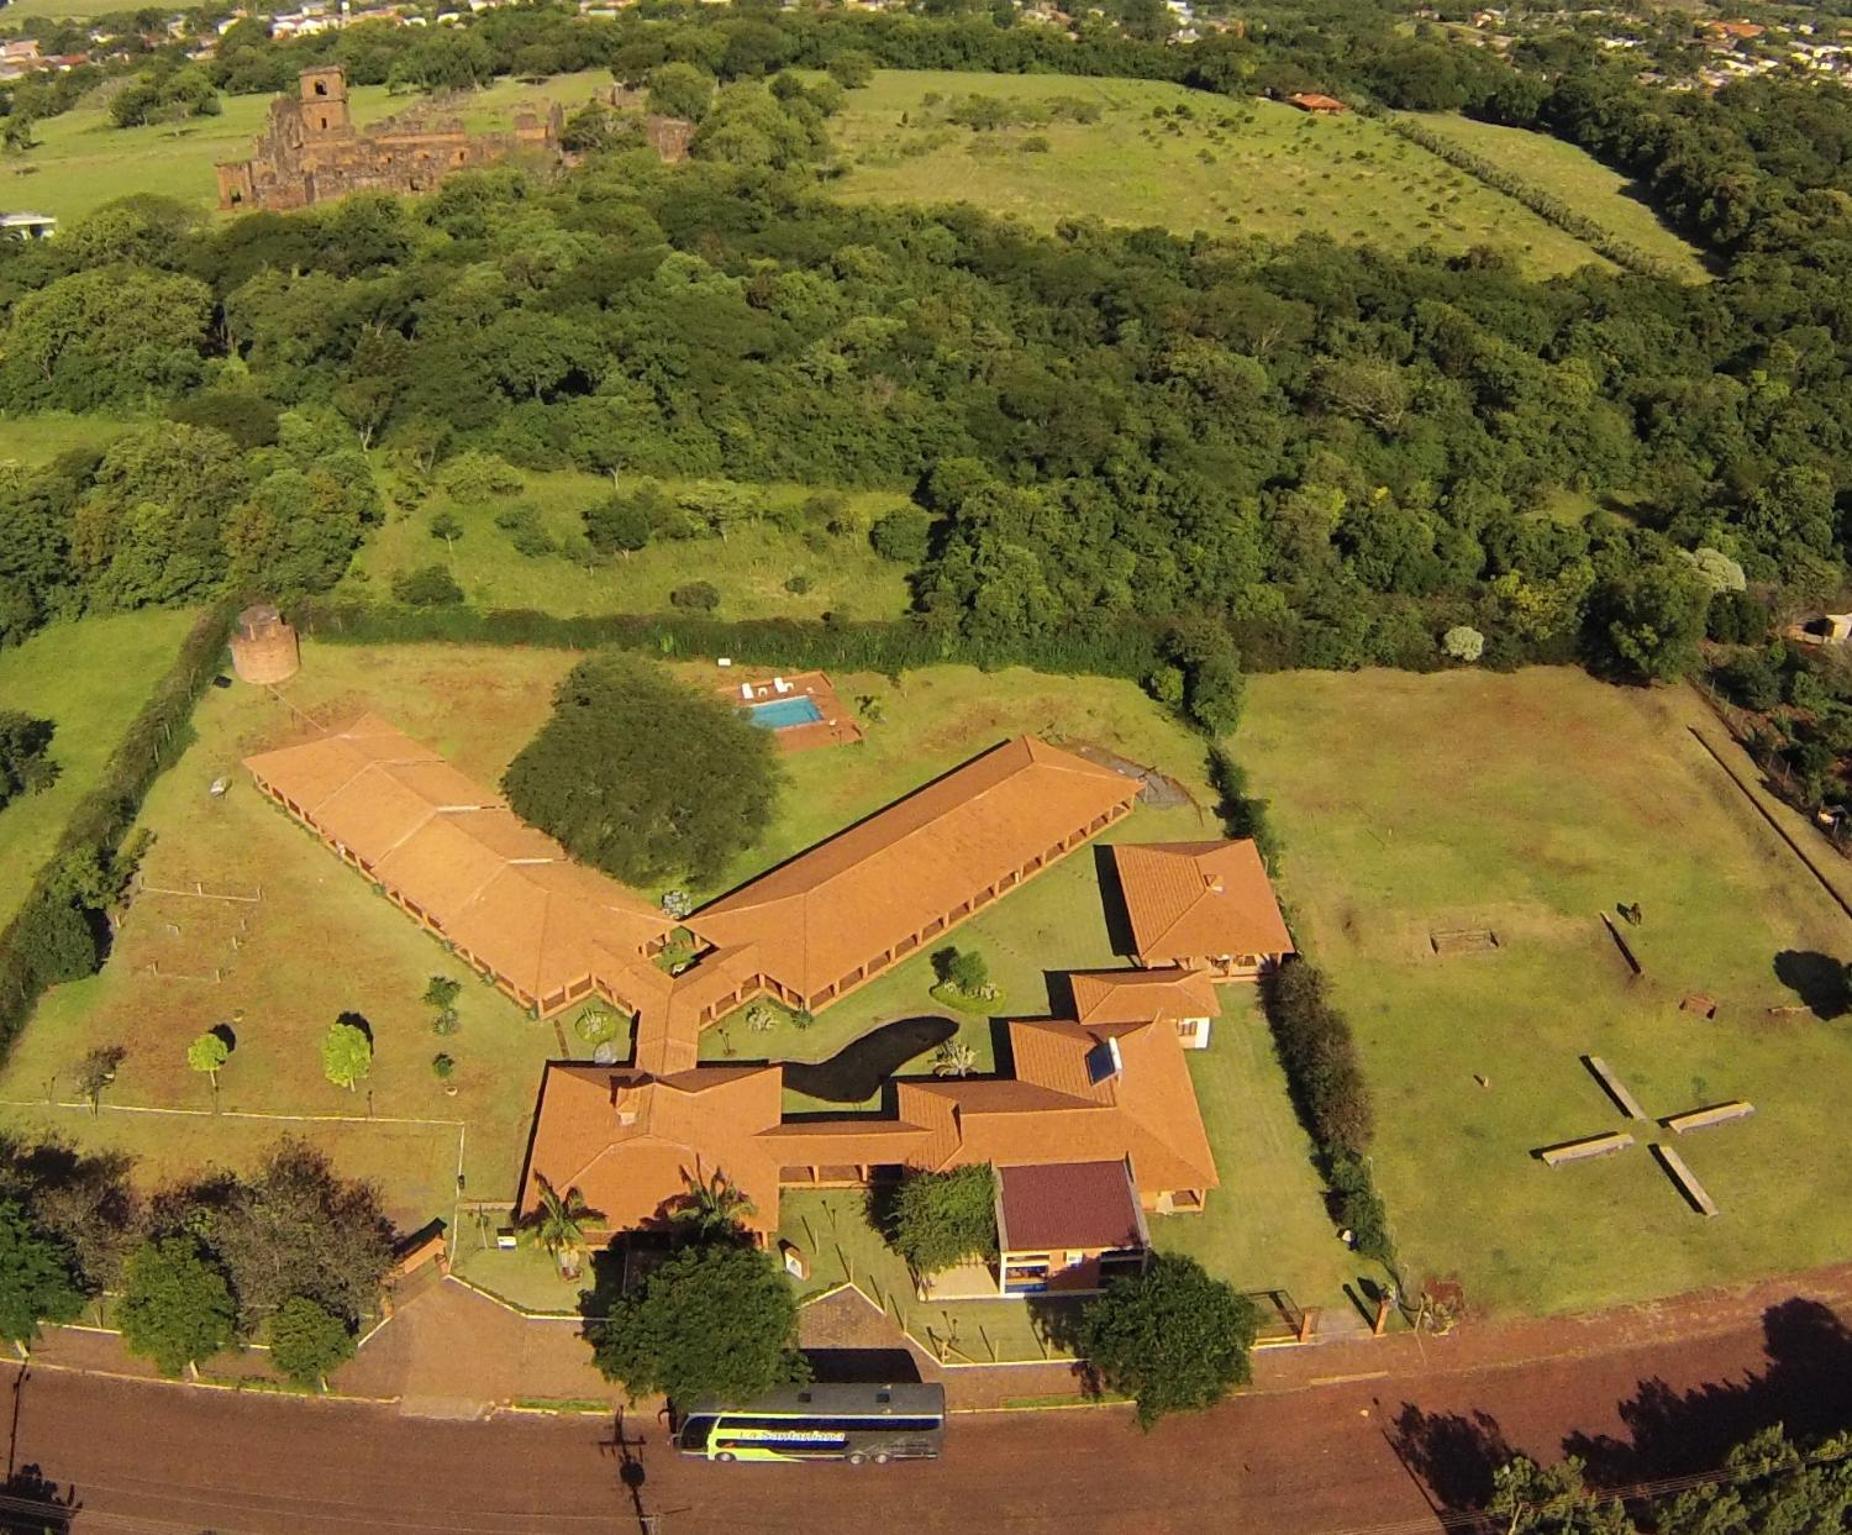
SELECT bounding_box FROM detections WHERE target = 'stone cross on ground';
[1532,1054,1755,1217]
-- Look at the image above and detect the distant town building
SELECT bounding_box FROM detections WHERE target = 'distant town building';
[215,65,564,212]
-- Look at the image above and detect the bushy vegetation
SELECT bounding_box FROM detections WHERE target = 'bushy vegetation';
[883,1163,997,1277]
[504,654,779,887]
[0,714,57,812]
[1079,1253,1260,1427]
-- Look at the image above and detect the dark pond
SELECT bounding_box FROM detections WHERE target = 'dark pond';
[783,1016,960,1104]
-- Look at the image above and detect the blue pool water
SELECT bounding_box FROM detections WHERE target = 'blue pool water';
[745,695,825,730]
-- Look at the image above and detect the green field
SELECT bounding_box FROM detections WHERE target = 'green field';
[0,610,198,931]
[346,468,915,623]
[830,71,1611,278]
[1238,668,1852,1316]
[0,412,128,466]
[1405,111,1711,281]
[3,70,611,226]
[2,641,1354,1319]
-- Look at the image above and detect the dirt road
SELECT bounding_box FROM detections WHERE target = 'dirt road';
[9,1286,1851,1535]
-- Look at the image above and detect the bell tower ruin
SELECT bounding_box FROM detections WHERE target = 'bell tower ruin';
[298,64,352,137]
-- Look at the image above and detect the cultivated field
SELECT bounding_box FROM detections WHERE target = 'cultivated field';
[1405,111,1711,281]
[2,640,1358,1314]
[346,468,915,623]
[830,71,1611,277]
[0,610,198,930]
[2,70,611,225]
[1238,668,1852,1315]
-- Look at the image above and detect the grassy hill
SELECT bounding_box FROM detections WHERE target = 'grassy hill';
[830,71,1613,278]
[2,69,611,226]
[1405,110,1710,282]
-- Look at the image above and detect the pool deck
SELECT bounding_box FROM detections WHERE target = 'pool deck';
[717,668,864,754]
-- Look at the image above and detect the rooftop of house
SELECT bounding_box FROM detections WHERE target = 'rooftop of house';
[1068,967,1220,1027]
[997,1160,1146,1253]
[688,737,1139,1002]
[1113,839,1293,966]
[244,713,672,1001]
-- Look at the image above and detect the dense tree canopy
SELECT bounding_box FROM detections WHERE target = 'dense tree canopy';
[587,1240,805,1405]
[117,1235,237,1377]
[886,1163,997,1276]
[1079,1253,1260,1427]
[504,655,779,887]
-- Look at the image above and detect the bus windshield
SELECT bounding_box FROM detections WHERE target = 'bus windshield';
[676,1384,947,1465]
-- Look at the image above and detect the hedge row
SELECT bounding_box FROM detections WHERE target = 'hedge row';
[296,601,1172,684]
[0,604,237,1063]
[1211,744,1395,1268]
[1381,114,1687,283]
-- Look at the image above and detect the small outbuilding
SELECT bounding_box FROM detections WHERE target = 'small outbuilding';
[1286,91,1348,114]
[230,603,300,685]
[1113,839,1294,980]
[994,1160,1150,1296]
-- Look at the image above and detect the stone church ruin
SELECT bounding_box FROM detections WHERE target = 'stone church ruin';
[216,65,565,213]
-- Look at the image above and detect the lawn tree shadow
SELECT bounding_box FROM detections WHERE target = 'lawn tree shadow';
[1563,1299,1852,1484]
[1387,1405,1516,1513]
[335,1010,374,1045]
[1772,950,1847,1020]
[1092,846,1138,960]
[1024,1295,1102,1398]
[209,1022,237,1053]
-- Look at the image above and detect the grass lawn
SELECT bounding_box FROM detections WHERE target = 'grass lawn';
[343,467,914,623]
[1237,668,1852,1316]
[4,71,612,226]
[0,640,581,1231]
[1149,987,1366,1315]
[829,71,1609,278]
[1406,111,1711,282]
[782,1188,1089,1365]
[0,609,198,931]
[0,412,129,466]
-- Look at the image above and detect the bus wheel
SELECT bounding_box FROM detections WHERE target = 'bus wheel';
[873,1452,891,1465]
[846,1452,867,1466]
[715,1452,736,1463]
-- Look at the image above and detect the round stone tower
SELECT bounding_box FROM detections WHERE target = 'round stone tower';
[230,603,300,685]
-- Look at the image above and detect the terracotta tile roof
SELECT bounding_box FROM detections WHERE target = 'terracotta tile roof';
[1113,840,1293,968]
[689,738,1138,1004]
[997,1161,1144,1252]
[1069,968,1220,1027]
[245,715,672,1009]
[520,1064,785,1236]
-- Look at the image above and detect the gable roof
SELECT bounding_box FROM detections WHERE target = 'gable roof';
[688,738,1138,1001]
[1113,840,1292,967]
[1069,968,1221,1027]
[244,714,673,1005]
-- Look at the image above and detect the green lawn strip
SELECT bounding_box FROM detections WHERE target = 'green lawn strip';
[0,412,130,466]
[1147,988,1366,1316]
[4,72,612,225]
[829,71,1606,278]
[782,1189,1084,1364]
[1404,111,1709,281]
[345,467,913,622]
[1238,666,1852,1316]
[451,1242,585,1315]
[0,610,199,931]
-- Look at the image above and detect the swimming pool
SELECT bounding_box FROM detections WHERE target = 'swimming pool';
[745,695,824,730]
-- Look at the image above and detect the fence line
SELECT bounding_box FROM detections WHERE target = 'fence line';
[135,876,264,904]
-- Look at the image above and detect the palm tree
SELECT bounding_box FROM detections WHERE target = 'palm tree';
[522,1176,602,1279]
[932,1039,978,1078]
[670,1164,756,1243]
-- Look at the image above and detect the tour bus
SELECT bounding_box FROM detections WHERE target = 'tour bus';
[675,1383,947,1464]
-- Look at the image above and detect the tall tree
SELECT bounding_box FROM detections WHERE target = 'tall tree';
[503,656,779,886]
[1079,1254,1260,1427]
[320,1021,372,1093]
[0,1201,83,1355]
[267,1295,355,1389]
[588,1241,804,1405]
[117,1236,236,1378]
[522,1176,602,1279]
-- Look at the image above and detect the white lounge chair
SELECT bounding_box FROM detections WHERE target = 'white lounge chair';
[773,676,790,694]
[740,682,754,700]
